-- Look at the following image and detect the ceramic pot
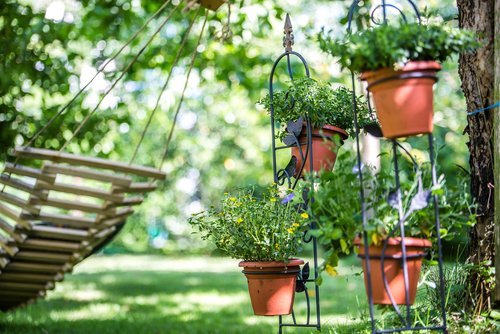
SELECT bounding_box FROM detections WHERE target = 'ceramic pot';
[355,237,431,305]
[361,61,441,138]
[239,259,304,316]
[291,124,348,177]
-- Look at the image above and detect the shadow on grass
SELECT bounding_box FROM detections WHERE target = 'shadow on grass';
[0,256,370,334]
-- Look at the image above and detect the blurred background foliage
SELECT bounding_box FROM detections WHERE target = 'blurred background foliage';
[0,0,470,255]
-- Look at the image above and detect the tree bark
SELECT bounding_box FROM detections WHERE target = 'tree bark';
[456,0,496,314]
[494,0,500,303]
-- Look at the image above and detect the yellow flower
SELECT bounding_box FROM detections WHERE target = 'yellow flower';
[292,223,300,228]
[287,228,295,234]
[229,197,237,202]
[325,264,338,276]
[270,198,277,202]
[236,217,243,224]
[300,213,309,219]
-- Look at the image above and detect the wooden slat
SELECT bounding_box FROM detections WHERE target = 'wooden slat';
[0,191,40,215]
[0,237,18,257]
[112,182,157,194]
[15,251,75,264]
[15,147,166,179]
[0,282,49,291]
[20,239,84,253]
[29,197,107,214]
[22,212,96,229]
[105,196,143,209]
[0,217,26,243]
[36,180,124,202]
[0,257,9,269]
[104,207,134,220]
[4,163,56,183]
[100,217,125,229]
[43,163,133,187]
[0,289,45,298]
[0,296,30,302]
[28,225,92,241]
[0,273,60,283]
[0,202,32,229]
[5,261,69,274]
[0,175,48,199]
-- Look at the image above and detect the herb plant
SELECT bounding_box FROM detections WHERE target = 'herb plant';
[308,153,475,276]
[259,77,374,138]
[189,186,308,262]
[318,22,480,73]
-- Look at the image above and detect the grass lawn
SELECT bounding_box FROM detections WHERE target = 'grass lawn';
[0,255,369,334]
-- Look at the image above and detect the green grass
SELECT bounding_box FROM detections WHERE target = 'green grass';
[0,255,368,334]
[2,256,495,333]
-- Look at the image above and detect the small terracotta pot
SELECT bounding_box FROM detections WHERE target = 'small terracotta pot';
[198,0,224,10]
[291,124,348,177]
[361,61,441,139]
[239,259,304,316]
[354,237,431,305]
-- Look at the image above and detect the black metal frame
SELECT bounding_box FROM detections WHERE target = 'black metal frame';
[268,15,321,334]
[345,1,448,333]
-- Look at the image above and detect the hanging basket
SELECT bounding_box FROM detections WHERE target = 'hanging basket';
[361,61,441,139]
[239,259,304,316]
[291,124,347,177]
[355,237,431,305]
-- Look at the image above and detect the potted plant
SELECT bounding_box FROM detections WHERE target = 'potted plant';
[308,153,475,304]
[318,22,479,138]
[189,185,309,316]
[259,77,373,176]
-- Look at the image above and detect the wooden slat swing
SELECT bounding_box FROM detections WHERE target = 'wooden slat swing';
[0,0,216,311]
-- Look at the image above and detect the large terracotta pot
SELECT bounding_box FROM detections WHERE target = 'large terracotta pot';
[361,61,441,139]
[291,124,348,177]
[239,259,304,316]
[355,237,431,305]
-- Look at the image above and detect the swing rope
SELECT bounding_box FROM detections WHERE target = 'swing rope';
[129,7,202,164]
[60,1,182,152]
[155,11,209,171]
[23,0,173,150]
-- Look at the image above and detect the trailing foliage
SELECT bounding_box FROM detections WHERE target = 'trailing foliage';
[318,22,480,73]
[258,77,374,138]
[308,152,476,275]
[189,186,308,262]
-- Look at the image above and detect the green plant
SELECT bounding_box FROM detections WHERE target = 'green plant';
[308,152,475,275]
[189,185,308,262]
[258,77,374,138]
[318,22,480,73]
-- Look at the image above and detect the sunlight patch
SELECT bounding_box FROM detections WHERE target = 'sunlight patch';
[51,303,124,321]
[166,292,247,313]
[72,289,105,302]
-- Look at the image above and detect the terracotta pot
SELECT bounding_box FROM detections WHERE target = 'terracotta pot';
[361,61,441,138]
[239,259,304,316]
[291,124,348,177]
[354,237,431,305]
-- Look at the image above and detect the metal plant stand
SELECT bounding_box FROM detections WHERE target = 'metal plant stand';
[345,1,448,333]
[267,14,321,334]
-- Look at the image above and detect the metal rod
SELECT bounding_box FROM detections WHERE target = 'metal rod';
[428,133,448,331]
[350,71,376,333]
[269,17,319,333]
[375,325,446,333]
[391,140,412,324]
[279,324,319,328]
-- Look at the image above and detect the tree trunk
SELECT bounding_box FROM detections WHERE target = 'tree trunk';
[493,0,500,304]
[456,0,496,314]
